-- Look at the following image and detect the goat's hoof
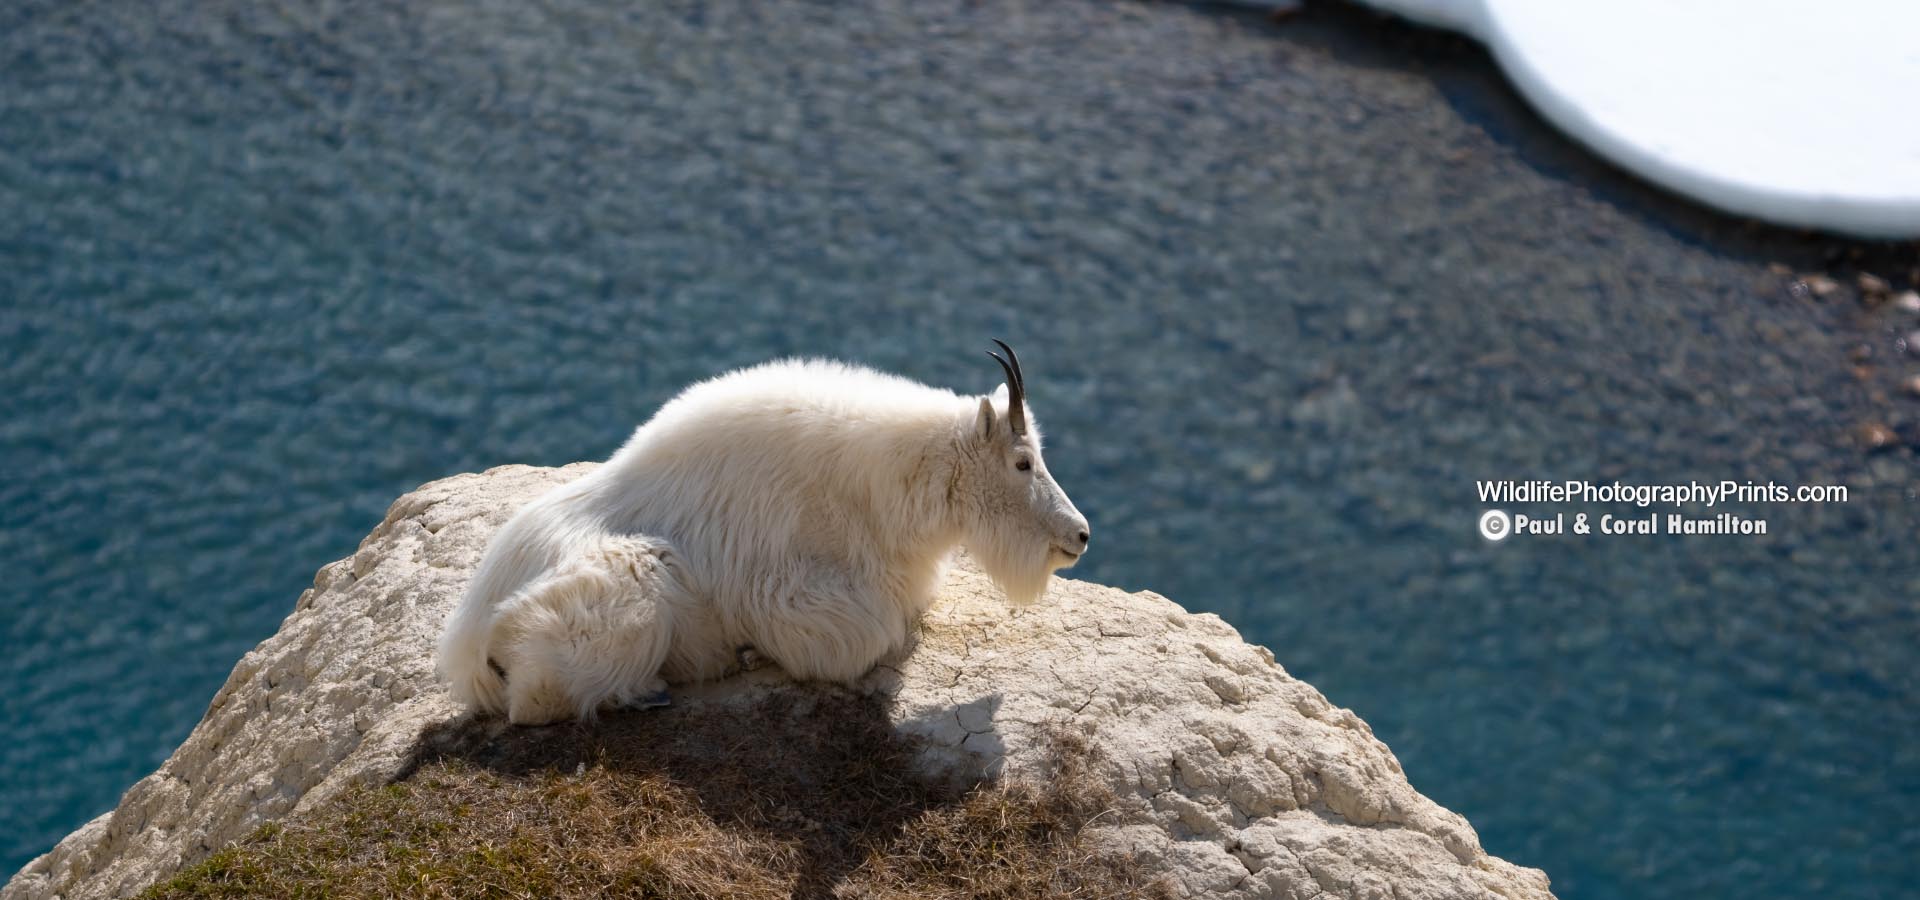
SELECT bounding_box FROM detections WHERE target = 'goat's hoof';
[625,690,672,710]
[736,646,771,672]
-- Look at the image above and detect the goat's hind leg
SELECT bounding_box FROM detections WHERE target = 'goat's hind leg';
[492,536,689,725]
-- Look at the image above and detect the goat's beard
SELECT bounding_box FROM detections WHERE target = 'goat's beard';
[968,528,1057,607]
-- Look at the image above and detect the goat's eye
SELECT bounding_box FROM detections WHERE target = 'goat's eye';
[1015,458,1032,472]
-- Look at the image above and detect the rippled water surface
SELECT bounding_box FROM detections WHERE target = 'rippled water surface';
[4,1,1918,897]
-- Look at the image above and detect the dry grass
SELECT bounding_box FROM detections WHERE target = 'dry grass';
[142,688,1169,900]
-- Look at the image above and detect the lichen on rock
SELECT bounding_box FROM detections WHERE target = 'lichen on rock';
[3,465,1552,900]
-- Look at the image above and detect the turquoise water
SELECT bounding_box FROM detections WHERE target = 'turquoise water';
[4,1,1918,897]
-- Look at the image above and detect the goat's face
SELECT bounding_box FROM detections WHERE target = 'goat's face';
[961,348,1090,605]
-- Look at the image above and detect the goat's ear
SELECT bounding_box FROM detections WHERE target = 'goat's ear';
[977,396,997,440]
[990,383,1010,404]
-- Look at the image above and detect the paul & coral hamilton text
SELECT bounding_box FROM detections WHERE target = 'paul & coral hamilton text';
[1473,479,1849,542]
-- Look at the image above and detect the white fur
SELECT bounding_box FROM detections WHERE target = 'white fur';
[437,358,1089,724]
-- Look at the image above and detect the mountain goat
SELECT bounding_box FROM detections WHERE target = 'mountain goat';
[436,342,1091,724]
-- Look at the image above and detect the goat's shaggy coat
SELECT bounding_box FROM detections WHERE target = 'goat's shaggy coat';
[438,357,1089,724]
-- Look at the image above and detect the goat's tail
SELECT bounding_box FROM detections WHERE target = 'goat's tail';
[437,598,510,714]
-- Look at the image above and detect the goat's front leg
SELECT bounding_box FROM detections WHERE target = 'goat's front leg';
[744,569,904,686]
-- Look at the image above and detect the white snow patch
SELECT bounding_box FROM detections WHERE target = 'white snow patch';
[1356,0,1920,237]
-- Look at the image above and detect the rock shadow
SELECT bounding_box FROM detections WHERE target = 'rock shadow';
[402,686,980,900]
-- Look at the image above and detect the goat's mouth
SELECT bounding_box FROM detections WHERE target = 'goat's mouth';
[1050,545,1082,563]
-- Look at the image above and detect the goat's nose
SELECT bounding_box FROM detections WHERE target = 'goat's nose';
[1076,529,1091,547]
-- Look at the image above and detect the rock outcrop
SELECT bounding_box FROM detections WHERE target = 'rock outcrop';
[3,465,1552,900]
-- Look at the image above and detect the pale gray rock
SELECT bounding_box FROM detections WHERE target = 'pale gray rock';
[4,465,1552,900]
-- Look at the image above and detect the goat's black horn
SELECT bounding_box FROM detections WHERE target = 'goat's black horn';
[990,339,1025,391]
[987,340,1028,436]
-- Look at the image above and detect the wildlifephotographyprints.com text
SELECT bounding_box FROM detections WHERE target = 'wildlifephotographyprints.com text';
[1474,479,1849,542]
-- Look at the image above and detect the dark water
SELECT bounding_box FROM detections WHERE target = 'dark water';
[4,0,1918,897]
